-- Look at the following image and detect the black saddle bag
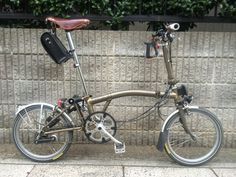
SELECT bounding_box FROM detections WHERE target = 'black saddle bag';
[41,32,72,64]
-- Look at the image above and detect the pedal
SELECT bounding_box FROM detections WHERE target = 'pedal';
[114,143,126,153]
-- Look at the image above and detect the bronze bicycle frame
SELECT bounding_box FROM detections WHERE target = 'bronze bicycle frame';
[67,37,180,114]
[44,33,181,135]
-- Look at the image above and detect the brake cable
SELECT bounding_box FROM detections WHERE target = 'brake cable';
[117,85,172,128]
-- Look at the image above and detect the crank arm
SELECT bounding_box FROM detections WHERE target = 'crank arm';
[98,123,122,145]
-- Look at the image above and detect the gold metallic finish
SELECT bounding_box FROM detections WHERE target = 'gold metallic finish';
[103,100,112,112]
[89,90,160,105]
[86,97,95,114]
[44,127,82,135]
[163,45,174,83]
[162,43,178,85]
[160,91,177,99]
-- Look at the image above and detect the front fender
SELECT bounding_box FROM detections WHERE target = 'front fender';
[156,106,199,151]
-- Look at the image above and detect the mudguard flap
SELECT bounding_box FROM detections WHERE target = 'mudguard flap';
[156,131,167,151]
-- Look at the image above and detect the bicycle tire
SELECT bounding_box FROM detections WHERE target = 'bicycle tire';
[13,103,73,162]
[164,107,223,166]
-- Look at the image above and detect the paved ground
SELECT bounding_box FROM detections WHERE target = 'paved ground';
[0,144,235,177]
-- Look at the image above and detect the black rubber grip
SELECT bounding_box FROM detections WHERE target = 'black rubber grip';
[68,95,83,104]
[145,42,152,58]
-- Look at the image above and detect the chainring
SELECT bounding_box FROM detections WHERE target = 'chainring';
[84,112,117,143]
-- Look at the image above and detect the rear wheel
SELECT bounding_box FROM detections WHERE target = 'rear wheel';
[13,103,73,162]
[164,107,223,166]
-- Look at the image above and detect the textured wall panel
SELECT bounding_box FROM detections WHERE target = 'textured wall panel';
[0,28,235,147]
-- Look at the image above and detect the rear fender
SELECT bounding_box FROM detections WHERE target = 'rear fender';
[16,102,74,126]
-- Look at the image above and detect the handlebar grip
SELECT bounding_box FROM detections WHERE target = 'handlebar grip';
[144,42,159,58]
[145,42,152,58]
[68,95,83,104]
[166,23,180,31]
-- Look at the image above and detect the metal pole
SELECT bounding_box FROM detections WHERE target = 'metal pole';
[66,31,88,95]
[162,43,176,84]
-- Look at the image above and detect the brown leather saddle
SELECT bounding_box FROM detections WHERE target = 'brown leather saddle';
[46,17,90,30]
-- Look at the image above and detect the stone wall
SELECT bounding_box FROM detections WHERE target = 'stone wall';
[0,28,235,147]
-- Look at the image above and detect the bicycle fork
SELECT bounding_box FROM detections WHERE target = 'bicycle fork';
[156,105,197,152]
[178,106,197,141]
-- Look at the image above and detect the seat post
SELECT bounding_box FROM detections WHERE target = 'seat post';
[66,31,88,95]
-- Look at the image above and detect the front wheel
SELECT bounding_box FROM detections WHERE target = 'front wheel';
[13,103,73,162]
[164,107,223,166]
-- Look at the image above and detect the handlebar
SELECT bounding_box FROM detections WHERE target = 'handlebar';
[145,23,180,58]
[153,23,180,42]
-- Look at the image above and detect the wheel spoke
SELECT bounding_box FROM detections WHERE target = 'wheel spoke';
[167,122,183,130]
[170,138,192,147]
[20,128,38,134]
[19,112,35,130]
[194,133,216,147]
[24,109,32,124]
[48,143,57,153]
[38,104,44,130]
